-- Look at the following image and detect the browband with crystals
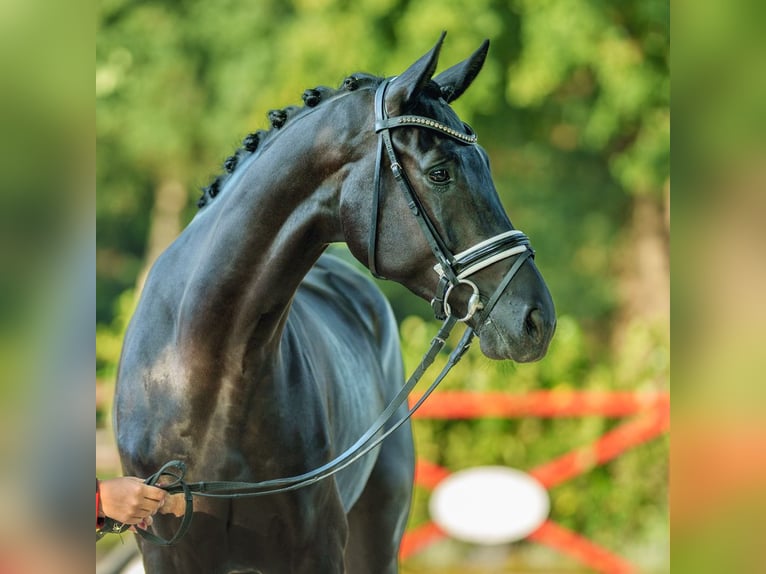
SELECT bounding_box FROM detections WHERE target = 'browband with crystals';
[375,116,478,145]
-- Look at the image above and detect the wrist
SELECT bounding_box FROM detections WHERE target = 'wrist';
[96,479,105,530]
[96,479,105,518]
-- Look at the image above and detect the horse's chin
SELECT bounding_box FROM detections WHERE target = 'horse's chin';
[476,319,550,363]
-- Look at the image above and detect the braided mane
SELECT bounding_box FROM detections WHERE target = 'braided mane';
[196,74,381,209]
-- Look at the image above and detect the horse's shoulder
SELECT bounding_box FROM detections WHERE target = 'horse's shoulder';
[292,252,397,347]
[302,253,389,308]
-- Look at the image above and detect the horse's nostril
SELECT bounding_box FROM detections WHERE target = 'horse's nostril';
[525,308,544,341]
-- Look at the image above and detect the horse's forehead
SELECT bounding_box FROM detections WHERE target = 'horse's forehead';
[400,127,480,167]
[418,96,462,125]
[402,96,473,147]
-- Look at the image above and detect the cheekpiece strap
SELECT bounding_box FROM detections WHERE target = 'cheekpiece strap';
[373,78,460,287]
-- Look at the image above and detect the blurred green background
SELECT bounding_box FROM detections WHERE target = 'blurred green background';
[96,0,669,571]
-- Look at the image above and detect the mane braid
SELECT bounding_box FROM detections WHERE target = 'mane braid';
[196,82,348,210]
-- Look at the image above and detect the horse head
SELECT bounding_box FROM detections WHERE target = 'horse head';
[339,33,556,362]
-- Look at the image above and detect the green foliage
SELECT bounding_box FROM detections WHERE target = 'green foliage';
[96,289,137,379]
[508,0,669,196]
[97,0,668,326]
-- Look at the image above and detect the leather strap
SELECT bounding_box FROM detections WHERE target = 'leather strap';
[370,78,460,287]
[96,460,194,546]
[368,135,386,279]
[135,462,194,546]
[163,316,461,499]
[477,249,534,326]
[375,115,477,144]
[96,461,194,546]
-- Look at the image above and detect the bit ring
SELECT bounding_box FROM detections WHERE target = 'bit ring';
[444,279,483,322]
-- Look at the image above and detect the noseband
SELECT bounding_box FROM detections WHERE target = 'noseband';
[369,78,534,324]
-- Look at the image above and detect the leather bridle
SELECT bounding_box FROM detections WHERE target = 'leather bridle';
[368,78,534,324]
[102,78,537,546]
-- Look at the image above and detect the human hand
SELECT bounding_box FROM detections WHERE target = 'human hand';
[98,477,167,525]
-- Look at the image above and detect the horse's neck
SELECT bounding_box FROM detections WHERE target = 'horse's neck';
[173,138,341,356]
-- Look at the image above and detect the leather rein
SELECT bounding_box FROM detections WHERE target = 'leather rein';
[104,78,535,546]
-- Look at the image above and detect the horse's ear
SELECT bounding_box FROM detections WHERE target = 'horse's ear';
[386,31,446,114]
[434,39,490,103]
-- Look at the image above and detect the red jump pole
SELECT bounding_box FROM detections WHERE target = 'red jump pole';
[528,520,636,574]
[411,390,669,419]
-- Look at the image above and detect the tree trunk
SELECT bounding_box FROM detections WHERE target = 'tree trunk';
[613,182,670,344]
[135,178,187,294]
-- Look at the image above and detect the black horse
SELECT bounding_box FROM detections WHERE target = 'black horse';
[114,34,555,573]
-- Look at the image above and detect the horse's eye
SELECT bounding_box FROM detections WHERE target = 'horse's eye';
[428,168,451,185]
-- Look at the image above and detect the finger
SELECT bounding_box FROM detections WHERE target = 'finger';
[153,497,167,512]
[143,497,166,513]
[124,514,146,525]
[137,504,161,516]
[141,486,167,502]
